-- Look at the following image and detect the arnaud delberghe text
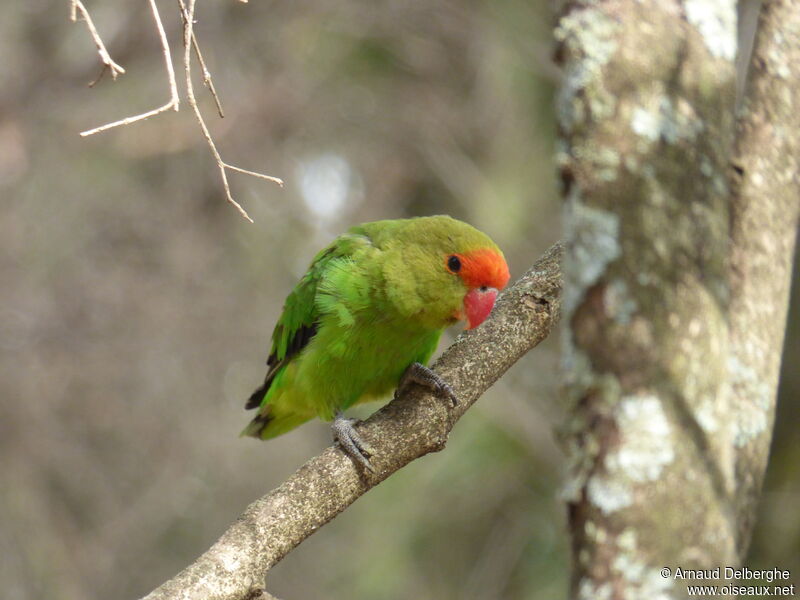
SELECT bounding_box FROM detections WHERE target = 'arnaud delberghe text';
[674,567,791,583]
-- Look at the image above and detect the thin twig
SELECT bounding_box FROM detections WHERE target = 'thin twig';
[181,0,283,223]
[181,0,251,222]
[192,35,225,118]
[223,163,284,185]
[176,0,224,117]
[70,0,126,80]
[74,0,283,220]
[80,0,179,137]
[88,63,109,88]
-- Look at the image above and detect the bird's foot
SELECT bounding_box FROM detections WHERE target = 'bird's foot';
[332,412,375,473]
[395,362,459,407]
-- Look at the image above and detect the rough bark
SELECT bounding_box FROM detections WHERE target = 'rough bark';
[556,0,799,598]
[139,243,563,600]
[728,0,800,554]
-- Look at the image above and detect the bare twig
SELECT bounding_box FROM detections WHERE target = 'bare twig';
[180,0,283,223]
[192,35,224,118]
[75,0,283,221]
[224,164,284,184]
[138,244,563,600]
[88,63,110,88]
[70,0,126,80]
[79,0,179,137]
[183,6,225,118]
[175,0,224,117]
[180,0,251,222]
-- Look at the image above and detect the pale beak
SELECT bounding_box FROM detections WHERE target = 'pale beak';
[463,287,498,330]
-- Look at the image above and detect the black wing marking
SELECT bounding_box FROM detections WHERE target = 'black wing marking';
[245,322,319,410]
[244,232,373,412]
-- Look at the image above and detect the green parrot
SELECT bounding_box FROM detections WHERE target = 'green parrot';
[242,215,510,470]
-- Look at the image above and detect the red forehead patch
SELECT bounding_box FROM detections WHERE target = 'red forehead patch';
[448,248,510,290]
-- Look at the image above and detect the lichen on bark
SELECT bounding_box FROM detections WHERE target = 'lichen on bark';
[558,0,800,597]
[557,0,741,597]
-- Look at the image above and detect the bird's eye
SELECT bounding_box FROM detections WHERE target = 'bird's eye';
[447,255,461,273]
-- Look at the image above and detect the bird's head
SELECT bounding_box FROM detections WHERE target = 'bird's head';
[444,248,509,329]
[376,216,510,331]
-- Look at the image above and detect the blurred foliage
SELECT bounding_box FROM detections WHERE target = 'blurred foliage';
[0,2,796,600]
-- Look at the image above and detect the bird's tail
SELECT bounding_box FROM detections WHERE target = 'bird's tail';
[240,406,313,440]
[245,381,268,410]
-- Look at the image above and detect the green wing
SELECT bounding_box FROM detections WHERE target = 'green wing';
[244,232,371,411]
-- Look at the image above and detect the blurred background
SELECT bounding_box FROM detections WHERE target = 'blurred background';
[0,2,795,599]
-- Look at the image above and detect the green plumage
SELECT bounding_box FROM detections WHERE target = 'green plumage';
[242,215,503,440]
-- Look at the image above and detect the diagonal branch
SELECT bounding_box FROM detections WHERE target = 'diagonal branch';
[139,242,563,600]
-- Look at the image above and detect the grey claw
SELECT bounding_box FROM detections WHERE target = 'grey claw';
[332,413,375,472]
[397,362,459,407]
[438,381,459,407]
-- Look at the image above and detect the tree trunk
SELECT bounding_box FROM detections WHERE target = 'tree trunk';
[557,0,799,598]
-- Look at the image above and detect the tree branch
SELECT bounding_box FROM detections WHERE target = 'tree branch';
[137,242,562,600]
[728,0,800,553]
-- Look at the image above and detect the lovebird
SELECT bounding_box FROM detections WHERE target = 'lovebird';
[242,215,510,470]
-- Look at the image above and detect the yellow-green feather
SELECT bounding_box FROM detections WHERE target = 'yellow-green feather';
[242,215,502,440]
